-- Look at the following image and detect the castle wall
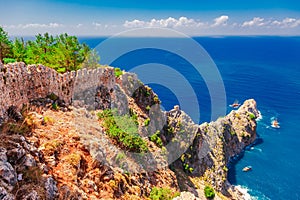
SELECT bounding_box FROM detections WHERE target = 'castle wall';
[0,62,115,118]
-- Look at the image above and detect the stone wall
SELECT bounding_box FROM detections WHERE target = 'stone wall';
[0,62,115,119]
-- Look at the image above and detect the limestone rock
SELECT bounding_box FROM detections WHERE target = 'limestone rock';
[20,190,40,200]
[0,186,15,200]
[173,191,200,200]
[7,146,26,164]
[0,147,7,162]
[0,161,17,192]
[45,176,59,200]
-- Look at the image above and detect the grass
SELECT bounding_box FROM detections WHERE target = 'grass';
[41,139,63,156]
[149,131,163,148]
[23,166,43,184]
[97,109,148,152]
[43,116,54,125]
[149,187,180,200]
[64,153,81,168]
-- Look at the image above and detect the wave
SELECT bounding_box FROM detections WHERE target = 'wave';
[256,111,263,121]
[235,185,254,200]
[250,147,263,152]
[235,185,271,200]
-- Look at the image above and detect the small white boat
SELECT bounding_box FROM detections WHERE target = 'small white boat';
[229,100,241,109]
[271,119,280,129]
[242,166,252,172]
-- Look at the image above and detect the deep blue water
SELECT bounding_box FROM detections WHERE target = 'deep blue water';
[79,36,300,200]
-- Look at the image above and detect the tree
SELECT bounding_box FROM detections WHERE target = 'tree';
[12,38,27,62]
[81,49,101,69]
[0,28,92,72]
[0,26,12,62]
[55,33,87,71]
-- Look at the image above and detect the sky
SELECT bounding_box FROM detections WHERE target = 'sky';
[0,0,300,36]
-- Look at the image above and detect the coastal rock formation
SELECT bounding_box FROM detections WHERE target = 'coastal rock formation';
[168,99,258,196]
[0,62,258,199]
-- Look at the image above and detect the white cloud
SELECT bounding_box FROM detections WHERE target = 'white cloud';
[6,23,63,29]
[92,22,102,27]
[271,18,300,28]
[123,19,145,28]
[76,24,83,28]
[242,17,265,27]
[123,16,204,28]
[211,15,229,27]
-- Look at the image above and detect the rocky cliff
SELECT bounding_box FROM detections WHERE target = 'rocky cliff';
[0,62,259,199]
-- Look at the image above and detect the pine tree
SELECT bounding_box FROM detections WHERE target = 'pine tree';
[0,26,12,62]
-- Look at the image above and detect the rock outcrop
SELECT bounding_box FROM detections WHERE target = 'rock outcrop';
[0,63,258,199]
[167,99,258,196]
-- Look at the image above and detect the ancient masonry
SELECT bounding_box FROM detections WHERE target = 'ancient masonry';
[0,62,115,119]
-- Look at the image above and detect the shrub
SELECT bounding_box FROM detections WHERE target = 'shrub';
[146,105,151,111]
[116,152,125,163]
[204,186,215,199]
[3,58,16,64]
[114,67,123,77]
[64,153,81,167]
[42,139,63,156]
[149,131,163,148]
[129,108,139,125]
[47,93,59,101]
[223,166,228,172]
[144,118,150,126]
[52,103,58,110]
[43,116,54,125]
[97,109,148,152]
[149,187,179,200]
[23,166,43,184]
[248,112,256,120]
[56,67,66,73]
[3,122,31,135]
[153,96,160,104]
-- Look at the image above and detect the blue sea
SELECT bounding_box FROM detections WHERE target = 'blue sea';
[80,36,300,200]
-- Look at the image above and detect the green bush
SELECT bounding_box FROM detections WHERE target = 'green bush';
[56,67,66,73]
[248,112,256,120]
[97,109,148,152]
[3,58,16,64]
[114,67,123,77]
[129,108,139,125]
[144,118,150,126]
[52,103,58,110]
[149,131,163,148]
[149,187,179,200]
[204,186,215,199]
[146,105,151,111]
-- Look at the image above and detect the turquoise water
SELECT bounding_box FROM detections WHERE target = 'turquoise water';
[80,36,300,200]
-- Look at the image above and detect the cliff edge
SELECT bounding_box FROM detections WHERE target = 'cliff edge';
[0,62,259,199]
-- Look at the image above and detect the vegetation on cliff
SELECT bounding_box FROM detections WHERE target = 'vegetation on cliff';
[0,26,100,72]
[97,109,148,152]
